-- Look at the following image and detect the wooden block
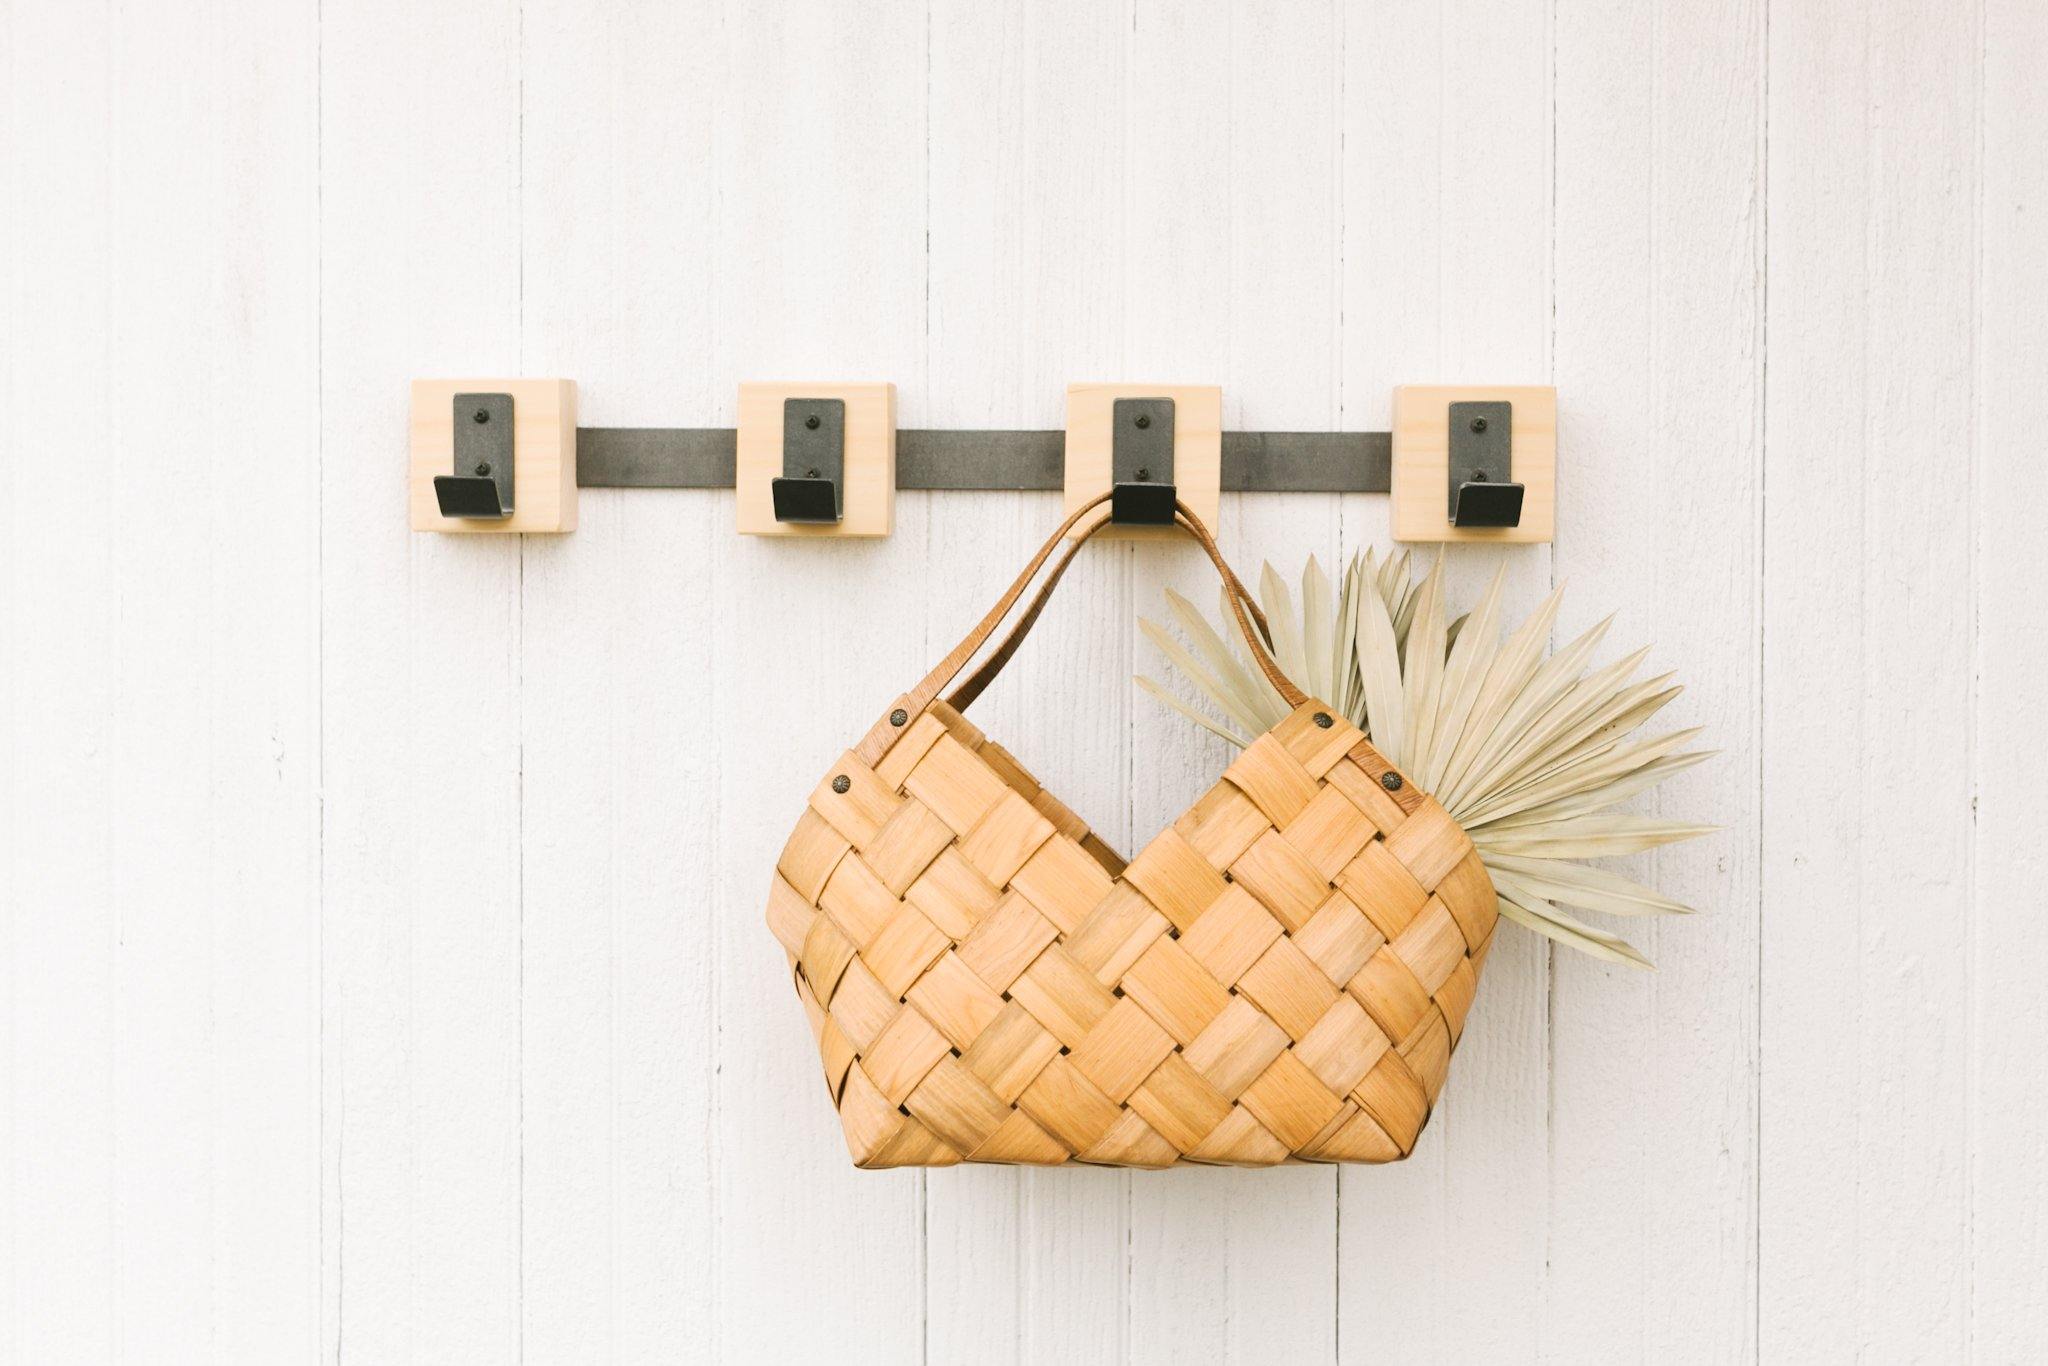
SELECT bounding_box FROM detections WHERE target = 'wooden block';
[1390,384,1556,543]
[409,378,576,533]
[736,381,895,537]
[1062,383,1222,540]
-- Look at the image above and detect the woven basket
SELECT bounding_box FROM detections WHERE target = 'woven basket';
[765,497,1497,1168]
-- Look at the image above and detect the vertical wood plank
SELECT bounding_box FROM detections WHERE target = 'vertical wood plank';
[1337,0,1556,1357]
[923,4,1130,1363]
[516,0,721,1358]
[707,1,930,1358]
[1121,3,1341,1362]
[5,1,322,1360]
[1120,0,1265,1357]
[1972,0,2047,1356]
[1549,0,1763,1357]
[320,0,526,1359]
[1761,0,1976,1356]
[111,2,323,1360]
[1,3,118,1359]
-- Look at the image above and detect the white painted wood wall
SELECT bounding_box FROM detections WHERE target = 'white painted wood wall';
[3,0,2042,1360]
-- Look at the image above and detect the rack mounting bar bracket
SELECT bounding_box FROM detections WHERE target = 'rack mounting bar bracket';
[576,428,1391,494]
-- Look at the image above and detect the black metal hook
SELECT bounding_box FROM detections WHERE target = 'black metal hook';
[1448,400,1524,528]
[434,393,516,518]
[1110,397,1177,524]
[771,398,845,523]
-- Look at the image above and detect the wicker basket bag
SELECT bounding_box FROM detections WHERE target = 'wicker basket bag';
[765,496,1498,1168]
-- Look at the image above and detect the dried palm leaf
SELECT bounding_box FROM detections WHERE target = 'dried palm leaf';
[1139,551,1714,966]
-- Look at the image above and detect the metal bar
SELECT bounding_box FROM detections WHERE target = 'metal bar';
[1222,431,1389,493]
[898,430,1065,489]
[575,427,1393,493]
[577,427,735,487]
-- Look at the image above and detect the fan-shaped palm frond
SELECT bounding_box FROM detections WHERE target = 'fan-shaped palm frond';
[1138,552,1714,966]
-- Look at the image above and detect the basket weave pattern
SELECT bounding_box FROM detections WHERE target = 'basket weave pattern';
[766,694,1498,1168]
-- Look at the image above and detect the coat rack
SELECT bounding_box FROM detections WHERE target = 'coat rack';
[409,380,1557,545]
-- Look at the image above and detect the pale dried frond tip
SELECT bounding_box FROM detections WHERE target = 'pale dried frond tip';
[1138,554,1715,966]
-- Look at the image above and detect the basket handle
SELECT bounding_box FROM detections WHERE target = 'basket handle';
[945,505,1270,713]
[854,494,1305,766]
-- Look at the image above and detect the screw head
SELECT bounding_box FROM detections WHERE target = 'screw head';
[889,708,908,727]
[1380,771,1404,792]
[473,408,490,424]
[1134,413,1152,429]
[805,468,820,479]
[1312,711,1333,729]
[1471,470,1489,482]
[1470,416,1488,433]
[805,414,821,430]
[1135,467,1151,482]
[474,463,491,476]
[831,775,851,794]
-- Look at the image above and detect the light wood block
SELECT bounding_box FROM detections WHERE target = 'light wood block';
[1063,383,1222,540]
[409,379,577,533]
[1390,384,1556,543]
[737,382,896,537]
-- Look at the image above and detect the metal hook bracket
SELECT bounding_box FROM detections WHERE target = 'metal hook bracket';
[1110,397,1177,524]
[1447,399,1523,528]
[771,398,845,523]
[434,392,516,519]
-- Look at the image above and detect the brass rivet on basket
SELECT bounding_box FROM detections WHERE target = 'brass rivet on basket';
[831,775,851,794]
[1312,711,1333,729]
[1381,771,1403,791]
[889,708,908,727]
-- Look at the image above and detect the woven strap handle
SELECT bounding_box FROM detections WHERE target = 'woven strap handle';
[946,507,1270,712]
[854,493,1304,766]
